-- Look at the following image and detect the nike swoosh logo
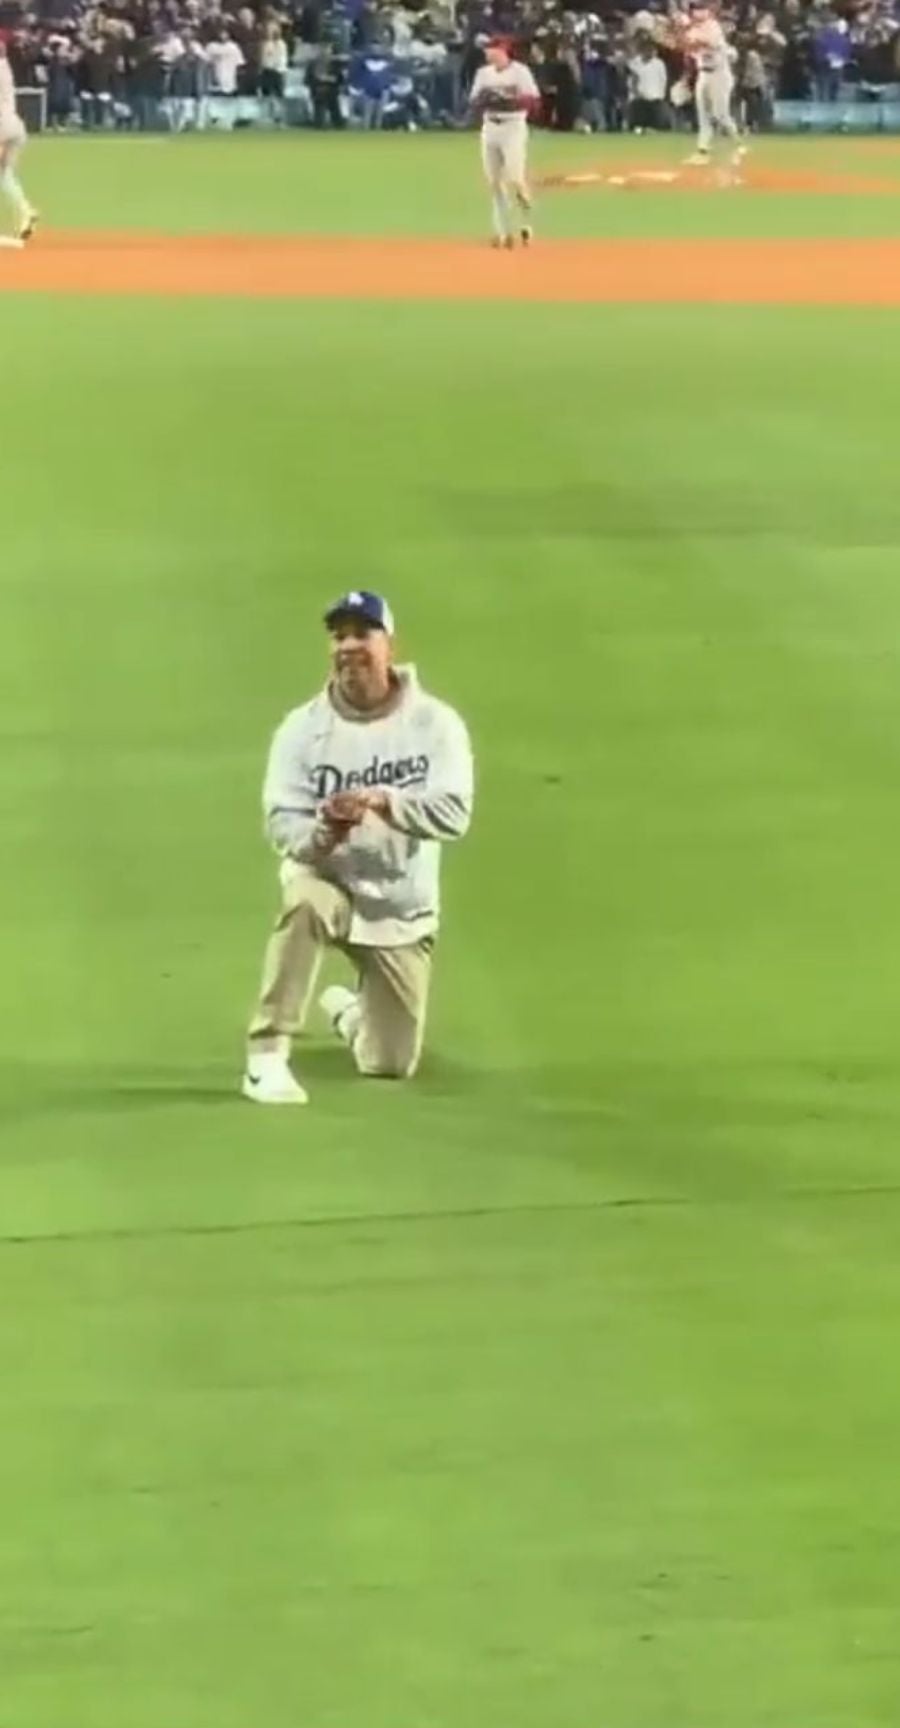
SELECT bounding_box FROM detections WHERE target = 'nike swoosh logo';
[245,1074,261,1087]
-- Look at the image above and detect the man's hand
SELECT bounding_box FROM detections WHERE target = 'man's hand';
[311,792,375,857]
[323,788,393,827]
[324,790,370,827]
[313,804,356,857]
[360,788,392,821]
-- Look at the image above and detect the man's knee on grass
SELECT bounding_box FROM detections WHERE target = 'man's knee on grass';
[353,1019,422,1082]
[355,1049,420,1081]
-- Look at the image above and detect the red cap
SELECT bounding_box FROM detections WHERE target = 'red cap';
[487,34,514,54]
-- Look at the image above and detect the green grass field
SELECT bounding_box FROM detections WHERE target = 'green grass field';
[3,134,900,1727]
[17,128,900,234]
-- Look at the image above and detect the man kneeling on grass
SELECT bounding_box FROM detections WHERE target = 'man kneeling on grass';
[243,591,474,1106]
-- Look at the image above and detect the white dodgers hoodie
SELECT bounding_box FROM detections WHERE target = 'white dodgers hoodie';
[262,666,474,947]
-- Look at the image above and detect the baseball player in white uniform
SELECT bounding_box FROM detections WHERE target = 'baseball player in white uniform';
[0,39,37,242]
[243,590,474,1105]
[677,1,745,168]
[469,37,540,249]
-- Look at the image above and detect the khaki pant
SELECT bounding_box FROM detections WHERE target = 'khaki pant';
[248,864,433,1079]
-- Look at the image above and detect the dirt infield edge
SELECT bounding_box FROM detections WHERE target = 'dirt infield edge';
[1,233,900,303]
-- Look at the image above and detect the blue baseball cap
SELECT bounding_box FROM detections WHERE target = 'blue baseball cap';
[324,590,396,635]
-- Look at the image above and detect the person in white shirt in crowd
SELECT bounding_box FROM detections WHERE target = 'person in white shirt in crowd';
[469,36,540,249]
[756,12,787,53]
[168,29,210,132]
[628,41,670,130]
[428,0,457,35]
[207,26,245,98]
[410,27,448,67]
[244,591,474,1106]
[158,25,184,68]
[0,38,36,241]
[391,6,416,53]
[259,22,289,125]
[407,25,449,124]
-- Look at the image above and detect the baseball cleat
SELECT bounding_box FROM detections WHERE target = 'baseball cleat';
[520,225,534,246]
[684,151,710,166]
[320,985,361,1045]
[19,210,38,243]
[242,1051,308,1105]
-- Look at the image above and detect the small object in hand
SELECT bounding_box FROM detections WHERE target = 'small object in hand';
[363,788,391,820]
[325,791,369,826]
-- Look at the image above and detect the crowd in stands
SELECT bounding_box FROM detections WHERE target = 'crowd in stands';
[1,0,898,132]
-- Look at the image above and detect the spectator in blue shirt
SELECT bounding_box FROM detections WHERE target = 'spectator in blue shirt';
[813,10,850,100]
[348,45,394,124]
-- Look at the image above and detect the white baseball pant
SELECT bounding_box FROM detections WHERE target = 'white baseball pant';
[0,117,30,234]
[0,116,26,167]
[481,123,528,187]
[481,122,529,242]
[695,72,737,148]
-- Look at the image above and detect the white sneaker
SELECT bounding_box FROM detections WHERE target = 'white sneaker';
[320,985,361,1045]
[242,1051,308,1105]
[685,151,710,166]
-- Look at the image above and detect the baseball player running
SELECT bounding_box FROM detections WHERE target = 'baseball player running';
[243,590,474,1105]
[0,40,37,242]
[675,0,745,169]
[469,37,540,249]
